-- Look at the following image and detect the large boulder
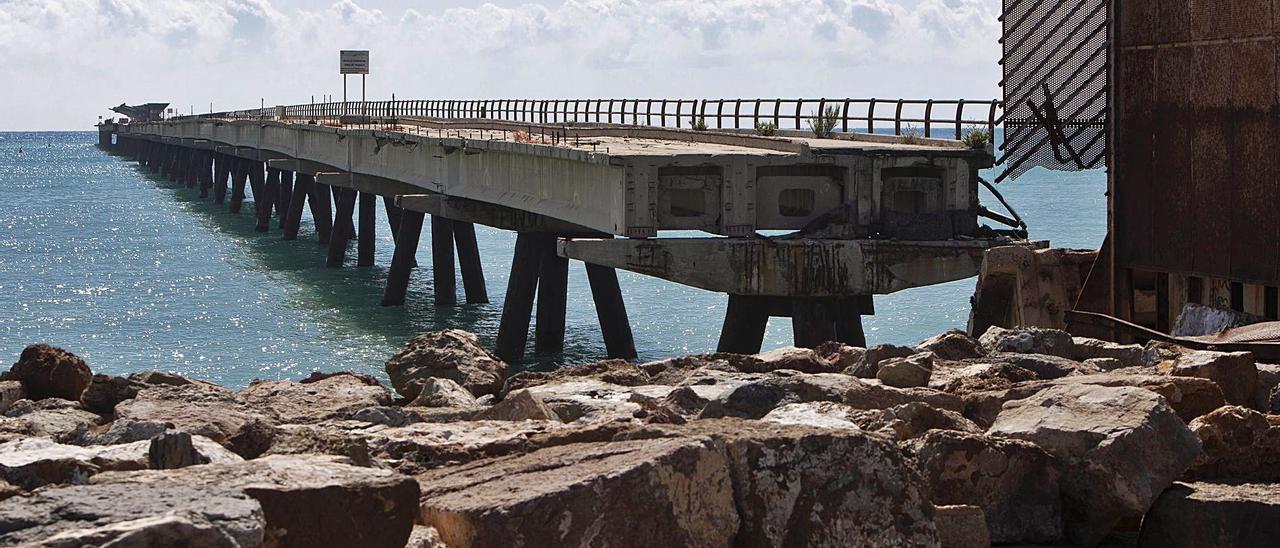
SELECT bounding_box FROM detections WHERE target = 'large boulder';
[985,352,1089,380]
[473,389,560,422]
[907,430,1062,544]
[0,436,240,489]
[1256,363,1280,411]
[877,352,934,388]
[4,344,92,401]
[845,378,965,413]
[1186,405,1280,482]
[114,383,277,457]
[978,326,1074,357]
[761,401,864,431]
[988,383,1199,545]
[1072,337,1145,368]
[699,373,856,419]
[385,329,507,399]
[813,341,866,371]
[933,505,990,548]
[0,382,24,414]
[917,330,985,361]
[418,437,739,547]
[503,359,651,394]
[79,374,146,414]
[854,402,981,441]
[682,420,941,547]
[962,373,1225,428]
[1138,482,1280,548]
[847,344,917,378]
[748,346,839,373]
[0,398,102,444]
[1163,350,1258,408]
[0,482,264,547]
[93,455,419,548]
[409,377,480,408]
[239,375,392,424]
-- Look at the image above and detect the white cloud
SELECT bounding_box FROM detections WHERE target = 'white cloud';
[0,0,1001,130]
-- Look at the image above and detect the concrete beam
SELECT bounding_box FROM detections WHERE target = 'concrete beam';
[398,194,605,237]
[268,158,338,176]
[315,172,422,197]
[559,237,1038,297]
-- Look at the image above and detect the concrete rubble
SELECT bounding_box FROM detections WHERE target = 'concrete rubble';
[0,327,1274,546]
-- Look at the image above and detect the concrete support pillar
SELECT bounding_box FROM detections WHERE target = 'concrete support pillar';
[308,182,333,244]
[283,173,312,241]
[167,147,181,183]
[331,186,356,240]
[717,295,770,354]
[453,221,489,304]
[586,263,638,359]
[197,153,212,198]
[257,166,277,232]
[381,210,425,306]
[326,188,358,267]
[791,301,836,349]
[384,196,416,268]
[535,239,569,353]
[212,155,229,204]
[184,150,198,189]
[229,159,248,213]
[431,216,457,306]
[494,232,547,363]
[277,171,293,228]
[357,192,376,267]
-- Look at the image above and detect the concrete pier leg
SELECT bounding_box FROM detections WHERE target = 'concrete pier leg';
[277,171,293,228]
[326,188,358,267]
[212,156,228,204]
[381,210,425,306]
[791,300,836,349]
[453,221,489,304]
[431,217,457,306]
[283,174,311,240]
[357,192,376,267]
[184,150,197,189]
[535,239,569,353]
[384,196,417,268]
[229,160,247,213]
[308,182,333,244]
[256,166,277,233]
[586,263,638,359]
[198,153,211,198]
[834,301,867,348]
[495,233,546,363]
[717,295,770,354]
[167,148,181,183]
[331,186,356,239]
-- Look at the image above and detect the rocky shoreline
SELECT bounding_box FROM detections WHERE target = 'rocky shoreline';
[1,327,1277,546]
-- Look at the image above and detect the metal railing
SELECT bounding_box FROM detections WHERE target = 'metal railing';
[187,97,1002,139]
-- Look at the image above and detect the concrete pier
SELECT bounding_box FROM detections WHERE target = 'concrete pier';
[106,105,1033,361]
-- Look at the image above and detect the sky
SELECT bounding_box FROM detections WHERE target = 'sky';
[0,0,1003,131]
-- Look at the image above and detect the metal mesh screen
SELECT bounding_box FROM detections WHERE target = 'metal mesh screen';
[998,0,1110,182]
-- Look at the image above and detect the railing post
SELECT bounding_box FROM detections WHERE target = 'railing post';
[895,99,904,135]
[773,98,782,128]
[955,99,966,140]
[924,99,934,138]
[795,99,804,130]
[842,99,851,133]
[867,99,877,133]
[988,100,1000,138]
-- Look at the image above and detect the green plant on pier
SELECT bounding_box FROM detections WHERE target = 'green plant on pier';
[901,124,924,145]
[692,117,708,131]
[755,122,778,136]
[962,126,992,149]
[808,105,841,139]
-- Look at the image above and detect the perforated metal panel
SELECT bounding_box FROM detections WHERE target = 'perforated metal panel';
[999,0,1110,182]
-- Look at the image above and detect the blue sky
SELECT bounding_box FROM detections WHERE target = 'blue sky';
[0,0,1002,130]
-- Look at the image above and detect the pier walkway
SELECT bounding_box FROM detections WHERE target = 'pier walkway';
[98,98,1035,363]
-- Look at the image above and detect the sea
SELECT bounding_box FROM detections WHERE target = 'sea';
[0,131,1106,387]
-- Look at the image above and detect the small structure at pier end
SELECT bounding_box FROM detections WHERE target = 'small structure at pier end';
[100,98,1035,362]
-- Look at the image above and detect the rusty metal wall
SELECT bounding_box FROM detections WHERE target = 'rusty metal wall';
[1114,0,1280,285]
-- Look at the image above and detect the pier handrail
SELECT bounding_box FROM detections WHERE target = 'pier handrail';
[175,98,1002,140]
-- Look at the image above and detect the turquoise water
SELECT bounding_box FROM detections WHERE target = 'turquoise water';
[0,132,1106,387]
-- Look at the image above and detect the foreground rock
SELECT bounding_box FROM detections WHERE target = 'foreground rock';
[1162,350,1258,408]
[962,373,1225,427]
[385,329,507,399]
[94,455,419,548]
[0,483,264,547]
[4,344,92,401]
[238,374,392,424]
[989,383,1199,545]
[1186,405,1280,482]
[418,437,738,547]
[1139,482,1280,547]
[979,326,1074,357]
[908,430,1062,544]
[114,383,276,457]
[877,352,934,388]
[0,436,239,489]
[0,398,102,443]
